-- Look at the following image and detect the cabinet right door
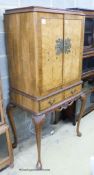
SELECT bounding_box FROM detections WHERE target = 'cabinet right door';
[63,14,84,87]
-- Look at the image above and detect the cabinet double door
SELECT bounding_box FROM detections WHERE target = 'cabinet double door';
[37,13,84,95]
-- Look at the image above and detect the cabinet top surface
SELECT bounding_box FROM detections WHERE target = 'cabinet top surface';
[66,8,94,16]
[4,6,84,16]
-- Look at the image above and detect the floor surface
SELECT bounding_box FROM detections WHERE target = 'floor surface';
[1,111,94,175]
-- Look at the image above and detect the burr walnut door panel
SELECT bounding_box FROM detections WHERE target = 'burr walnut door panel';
[63,15,84,87]
[38,14,64,94]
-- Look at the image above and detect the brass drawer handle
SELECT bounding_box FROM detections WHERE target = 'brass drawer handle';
[48,99,55,106]
[71,89,76,94]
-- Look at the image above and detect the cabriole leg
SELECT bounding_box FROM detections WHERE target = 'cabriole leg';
[7,104,17,148]
[32,114,45,170]
[76,93,86,137]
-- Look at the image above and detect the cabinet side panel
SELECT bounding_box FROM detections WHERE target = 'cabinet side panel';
[63,15,84,86]
[4,12,36,96]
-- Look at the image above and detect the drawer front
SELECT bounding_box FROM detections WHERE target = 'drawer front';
[10,92,39,114]
[64,85,81,99]
[39,93,64,111]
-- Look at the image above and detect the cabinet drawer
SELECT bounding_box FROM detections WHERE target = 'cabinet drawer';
[39,93,64,111]
[64,85,81,99]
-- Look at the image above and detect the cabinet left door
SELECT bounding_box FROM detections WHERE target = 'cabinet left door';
[37,13,64,96]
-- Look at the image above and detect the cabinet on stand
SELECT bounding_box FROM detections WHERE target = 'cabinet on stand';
[4,6,85,169]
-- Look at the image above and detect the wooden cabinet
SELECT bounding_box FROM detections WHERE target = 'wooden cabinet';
[4,7,85,169]
[64,8,94,123]
[75,10,94,118]
[66,8,94,79]
[81,9,94,79]
[4,7,84,115]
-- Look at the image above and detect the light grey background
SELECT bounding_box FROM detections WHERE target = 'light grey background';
[0,0,93,141]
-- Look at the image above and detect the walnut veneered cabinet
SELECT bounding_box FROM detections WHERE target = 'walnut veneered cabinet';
[4,7,85,115]
[4,7,85,169]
